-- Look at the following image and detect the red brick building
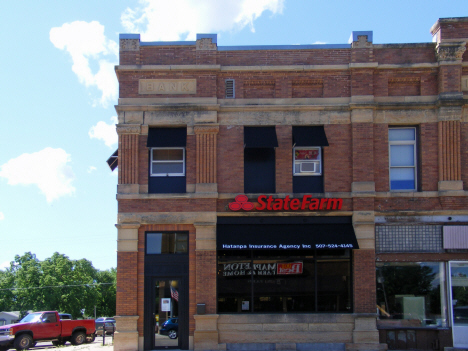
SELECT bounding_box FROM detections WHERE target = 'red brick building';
[111,17,468,351]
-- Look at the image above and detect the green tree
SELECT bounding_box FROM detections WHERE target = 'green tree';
[0,252,116,319]
[95,268,116,317]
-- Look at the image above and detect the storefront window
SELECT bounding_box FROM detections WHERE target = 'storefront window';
[218,249,351,313]
[376,262,447,328]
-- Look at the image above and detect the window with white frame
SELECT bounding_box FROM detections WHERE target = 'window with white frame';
[150,148,185,176]
[389,127,417,191]
[293,147,322,176]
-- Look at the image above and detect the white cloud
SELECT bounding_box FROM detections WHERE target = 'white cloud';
[50,21,118,107]
[0,148,76,203]
[89,116,118,148]
[87,166,97,174]
[121,0,284,41]
[0,261,10,270]
[0,212,4,221]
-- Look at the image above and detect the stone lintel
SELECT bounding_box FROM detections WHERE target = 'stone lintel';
[196,183,218,193]
[194,314,219,330]
[144,110,218,126]
[117,240,138,252]
[350,95,375,103]
[353,223,375,240]
[356,238,375,250]
[462,76,468,92]
[114,315,139,330]
[351,109,374,123]
[353,211,375,224]
[116,222,141,229]
[118,212,217,225]
[349,63,378,69]
[194,124,220,134]
[123,111,144,124]
[439,180,463,191]
[195,239,216,251]
[116,124,141,135]
[118,184,140,194]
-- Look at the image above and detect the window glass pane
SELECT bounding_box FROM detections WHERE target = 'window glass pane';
[376,262,446,328]
[147,234,163,254]
[147,233,188,254]
[389,128,415,141]
[390,168,415,190]
[253,258,315,313]
[174,233,188,253]
[217,252,252,313]
[218,250,350,313]
[294,149,320,161]
[152,149,184,161]
[390,145,415,166]
[152,162,184,174]
[317,260,351,312]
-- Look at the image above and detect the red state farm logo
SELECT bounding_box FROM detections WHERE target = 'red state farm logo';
[228,195,255,211]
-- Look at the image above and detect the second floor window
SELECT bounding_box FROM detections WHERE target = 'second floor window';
[150,148,185,176]
[389,127,417,191]
[293,147,322,176]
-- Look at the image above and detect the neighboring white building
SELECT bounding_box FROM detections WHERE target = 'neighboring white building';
[0,311,20,326]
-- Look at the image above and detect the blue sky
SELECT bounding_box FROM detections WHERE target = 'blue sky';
[0,0,466,271]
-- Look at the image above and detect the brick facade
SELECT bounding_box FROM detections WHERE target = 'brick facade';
[114,17,468,351]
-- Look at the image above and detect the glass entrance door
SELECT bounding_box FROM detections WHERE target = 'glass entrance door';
[153,280,180,349]
[449,262,468,348]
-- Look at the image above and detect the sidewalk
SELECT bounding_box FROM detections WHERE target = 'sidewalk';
[34,336,113,351]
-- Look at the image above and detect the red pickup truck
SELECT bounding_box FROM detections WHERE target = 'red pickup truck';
[0,311,95,351]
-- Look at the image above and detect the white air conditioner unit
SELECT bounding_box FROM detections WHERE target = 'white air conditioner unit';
[300,162,316,173]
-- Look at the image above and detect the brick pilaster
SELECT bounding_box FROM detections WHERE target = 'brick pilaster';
[117,124,141,187]
[353,249,376,313]
[194,124,219,193]
[439,120,461,181]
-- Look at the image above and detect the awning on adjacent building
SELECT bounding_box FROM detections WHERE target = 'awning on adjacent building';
[106,149,118,171]
[217,216,358,250]
[293,126,329,147]
[244,126,278,148]
[147,127,187,147]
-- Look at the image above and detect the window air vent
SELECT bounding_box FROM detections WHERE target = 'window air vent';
[225,79,235,98]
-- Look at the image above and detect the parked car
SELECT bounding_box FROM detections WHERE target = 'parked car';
[95,321,115,336]
[95,317,115,323]
[159,318,178,339]
[0,311,95,350]
[58,313,72,320]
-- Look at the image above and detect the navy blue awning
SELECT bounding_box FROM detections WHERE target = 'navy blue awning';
[217,216,358,250]
[106,150,118,171]
[244,126,278,148]
[293,126,329,147]
[147,127,187,147]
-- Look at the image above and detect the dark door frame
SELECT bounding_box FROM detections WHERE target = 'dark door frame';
[144,275,189,350]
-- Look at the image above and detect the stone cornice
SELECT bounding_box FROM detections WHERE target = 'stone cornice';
[115,62,442,73]
[116,190,467,201]
[116,124,141,134]
[435,41,466,62]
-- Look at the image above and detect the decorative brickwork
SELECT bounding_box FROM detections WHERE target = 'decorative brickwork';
[194,125,219,184]
[439,120,461,181]
[376,225,443,253]
[118,134,139,184]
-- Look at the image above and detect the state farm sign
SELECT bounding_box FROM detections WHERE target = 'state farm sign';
[228,195,342,211]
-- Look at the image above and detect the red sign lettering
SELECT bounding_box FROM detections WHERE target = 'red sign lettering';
[229,195,343,211]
